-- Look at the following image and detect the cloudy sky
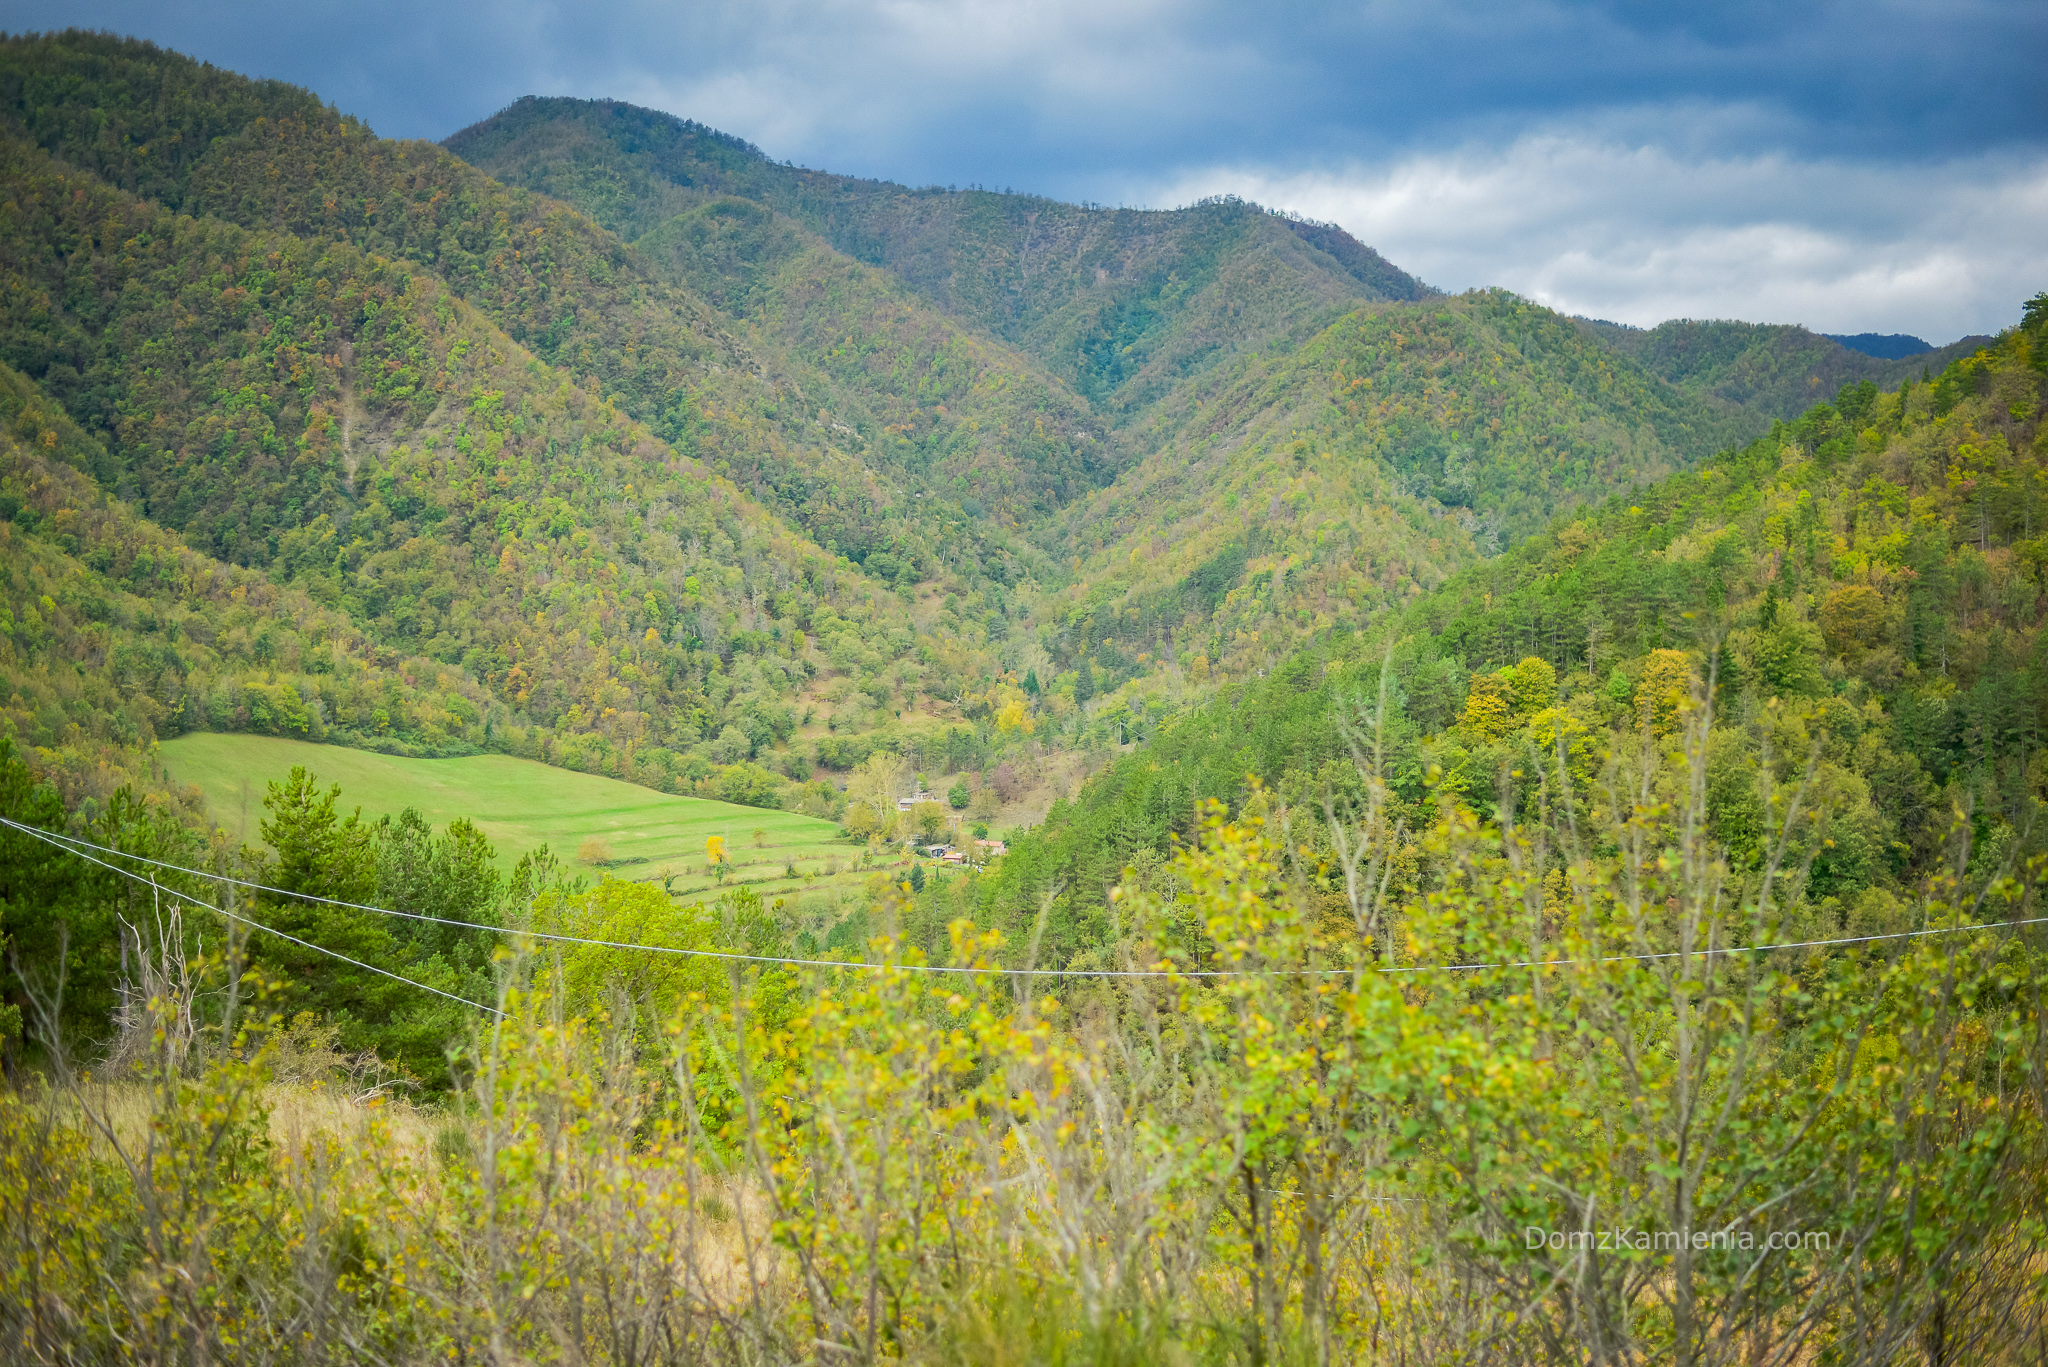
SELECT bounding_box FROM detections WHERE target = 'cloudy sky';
[10,0,2045,339]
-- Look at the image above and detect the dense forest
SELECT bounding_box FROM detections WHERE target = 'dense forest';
[957,300,2048,966]
[1,27,2044,1367]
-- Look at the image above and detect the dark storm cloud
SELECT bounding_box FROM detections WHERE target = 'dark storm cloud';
[12,0,2042,180]
[5,0,2046,335]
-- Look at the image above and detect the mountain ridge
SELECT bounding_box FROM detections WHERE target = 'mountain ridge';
[5,26,2016,836]
[1576,315,1994,419]
[445,96,1435,414]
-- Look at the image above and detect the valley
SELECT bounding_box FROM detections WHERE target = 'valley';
[0,24,2042,1366]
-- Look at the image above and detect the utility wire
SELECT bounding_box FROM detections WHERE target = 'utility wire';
[14,819,503,1017]
[6,816,2042,987]
[1378,915,2048,973]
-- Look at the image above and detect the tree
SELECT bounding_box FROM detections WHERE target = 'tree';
[376,808,501,960]
[260,767,376,904]
[706,835,729,884]
[947,779,972,810]
[1506,655,1556,715]
[251,768,417,1053]
[846,752,906,823]
[1460,671,1514,738]
[1638,647,1693,733]
[0,739,157,1060]
[1819,583,1889,658]
[907,863,926,893]
[911,801,948,843]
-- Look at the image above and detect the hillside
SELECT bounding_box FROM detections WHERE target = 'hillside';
[0,125,1012,807]
[0,31,1099,572]
[444,97,1436,413]
[438,92,1835,739]
[0,362,514,808]
[5,26,2006,845]
[0,33,2041,1367]
[950,298,2048,965]
[1021,290,1764,697]
[1578,316,1994,419]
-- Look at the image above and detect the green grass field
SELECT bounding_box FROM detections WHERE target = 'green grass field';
[157,734,865,898]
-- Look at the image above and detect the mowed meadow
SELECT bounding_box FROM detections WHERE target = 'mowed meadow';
[157,734,869,897]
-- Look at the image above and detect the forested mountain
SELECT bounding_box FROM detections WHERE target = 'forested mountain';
[1579,315,1993,419]
[445,97,1435,412]
[442,90,1824,719]
[0,37,1055,819]
[1034,290,1764,689]
[1826,330,1935,359]
[0,32,1103,568]
[0,26,2023,841]
[2,29,2044,1363]
[951,296,2048,966]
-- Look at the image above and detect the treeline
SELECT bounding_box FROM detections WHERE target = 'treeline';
[1582,314,1995,419]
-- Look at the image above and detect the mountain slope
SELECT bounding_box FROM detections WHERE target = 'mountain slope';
[442,94,1786,703]
[0,130,1019,798]
[1578,317,1995,420]
[0,31,1101,576]
[951,302,2048,965]
[444,97,1435,412]
[624,193,1115,526]
[10,28,1988,832]
[0,360,507,810]
[1024,290,1767,689]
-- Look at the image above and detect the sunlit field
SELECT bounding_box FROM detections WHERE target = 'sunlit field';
[158,733,868,897]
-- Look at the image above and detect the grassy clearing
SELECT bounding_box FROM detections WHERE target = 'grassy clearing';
[157,734,861,895]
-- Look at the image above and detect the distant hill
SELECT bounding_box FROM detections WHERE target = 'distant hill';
[1035,288,1764,692]
[1575,317,1992,420]
[1823,331,1933,359]
[445,98,1436,413]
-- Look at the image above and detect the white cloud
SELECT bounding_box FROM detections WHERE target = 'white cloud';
[1143,134,2048,340]
[15,0,2042,337]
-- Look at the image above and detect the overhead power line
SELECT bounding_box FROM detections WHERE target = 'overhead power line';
[4,817,2041,999]
[14,819,503,1017]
